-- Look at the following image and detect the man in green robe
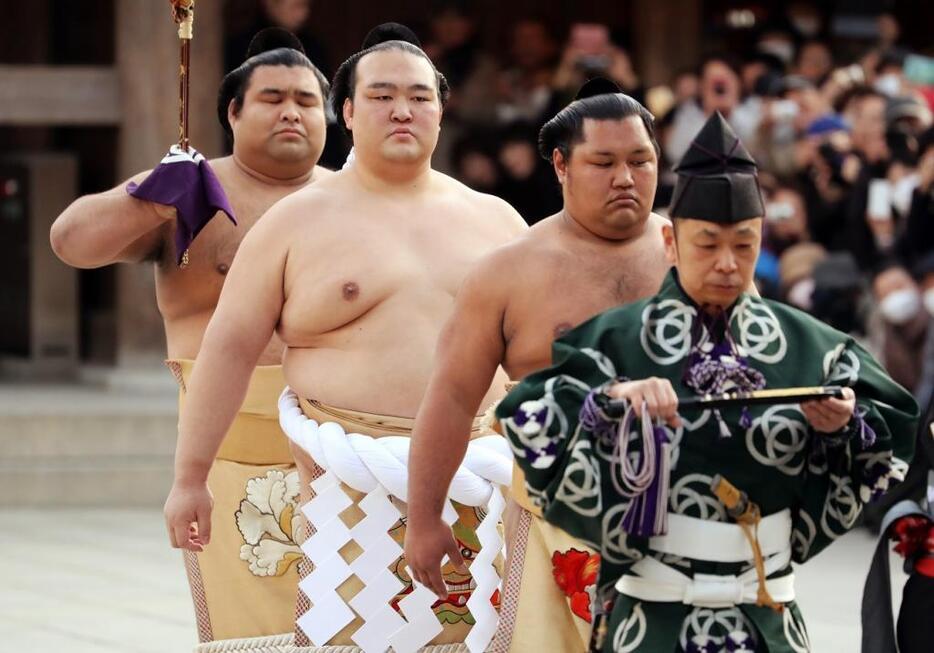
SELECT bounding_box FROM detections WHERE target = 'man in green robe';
[495,112,918,652]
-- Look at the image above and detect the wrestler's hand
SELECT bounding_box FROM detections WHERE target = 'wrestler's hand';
[404,518,468,601]
[606,377,682,428]
[801,386,856,433]
[164,480,214,552]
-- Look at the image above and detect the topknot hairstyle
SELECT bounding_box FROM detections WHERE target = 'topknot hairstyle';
[329,23,449,135]
[538,81,658,161]
[217,28,330,141]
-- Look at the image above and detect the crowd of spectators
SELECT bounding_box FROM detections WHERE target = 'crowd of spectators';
[230,1,934,409]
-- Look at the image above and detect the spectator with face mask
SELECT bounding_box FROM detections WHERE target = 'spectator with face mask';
[871,262,929,392]
[779,241,828,312]
[764,182,812,257]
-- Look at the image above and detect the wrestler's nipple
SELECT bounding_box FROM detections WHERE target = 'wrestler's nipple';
[342,281,360,301]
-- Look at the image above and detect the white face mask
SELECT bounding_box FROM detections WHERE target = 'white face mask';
[786,278,815,311]
[880,288,921,325]
[758,40,794,65]
[874,73,901,97]
[924,289,934,317]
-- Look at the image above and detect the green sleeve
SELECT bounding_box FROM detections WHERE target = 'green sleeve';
[496,333,620,546]
[791,338,919,563]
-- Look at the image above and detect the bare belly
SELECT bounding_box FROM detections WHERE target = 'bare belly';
[283,344,507,418]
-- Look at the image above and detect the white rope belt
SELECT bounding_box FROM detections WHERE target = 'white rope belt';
[278,388,512,653]
[616,511,795,608]
[648,509,792,562]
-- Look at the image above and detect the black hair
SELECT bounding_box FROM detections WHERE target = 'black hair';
[330,40,450,135]
[217,47,330,141]
[876,48,908,74]
[697,52,743,80]
[537,92,659,162]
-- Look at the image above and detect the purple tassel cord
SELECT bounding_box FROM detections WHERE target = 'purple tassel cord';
[682,310,765,438]
[582,393,671,538]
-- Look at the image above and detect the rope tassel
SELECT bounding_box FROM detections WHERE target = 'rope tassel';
[610,401,672,538]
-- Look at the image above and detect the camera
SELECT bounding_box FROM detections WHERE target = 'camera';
[817,142,848,186]
[575,54,610,73]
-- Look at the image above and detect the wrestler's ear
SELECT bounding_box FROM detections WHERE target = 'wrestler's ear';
[342,97,354,131]
[662,223,678,265]
[227,98,239,129]
[552,149,568,185]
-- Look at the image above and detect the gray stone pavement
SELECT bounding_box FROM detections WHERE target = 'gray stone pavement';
[0,507,908,652]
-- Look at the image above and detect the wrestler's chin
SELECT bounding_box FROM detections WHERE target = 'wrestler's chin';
[380,142,426,163]
[603,206,644,231]
[268,142,312,162]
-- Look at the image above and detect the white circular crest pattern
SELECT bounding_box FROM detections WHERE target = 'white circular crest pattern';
[555,439,602,517]
[613,603,648,652]
[745,405,810,476]
[678,607,758,651]
[783,607,811,653]
[662,410,710,471]
[820,473,861,540]
[601,502,643,564]
[791,511,817,561]
[670,474,727,521]
[580,347,619,380]
[639,299,697,365]
[731,297,788,363]
[822,345,860,386]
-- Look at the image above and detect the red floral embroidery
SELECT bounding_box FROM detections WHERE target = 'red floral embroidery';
[891,516,932,558]
[551,548,600,622]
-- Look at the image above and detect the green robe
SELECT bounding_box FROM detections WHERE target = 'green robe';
[496,270,918,653]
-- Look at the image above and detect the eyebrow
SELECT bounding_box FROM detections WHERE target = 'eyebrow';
[365,82,435,93]
[258,87,319,99]
[589,147,652,157]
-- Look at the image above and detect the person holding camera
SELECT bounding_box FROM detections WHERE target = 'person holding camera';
[552,23,644,106]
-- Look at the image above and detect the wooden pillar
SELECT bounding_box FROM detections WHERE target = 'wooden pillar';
[631,0,701,88]
[114,0,223,369]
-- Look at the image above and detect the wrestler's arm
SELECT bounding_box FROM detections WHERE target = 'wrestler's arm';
[50,170,174,267]
[406,254,511,598]
[164,198,293,551]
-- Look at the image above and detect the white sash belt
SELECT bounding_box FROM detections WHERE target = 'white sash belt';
[616,511,795,608]
[648,509,792,562]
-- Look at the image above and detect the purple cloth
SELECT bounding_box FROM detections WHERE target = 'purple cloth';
[126,146,236,265]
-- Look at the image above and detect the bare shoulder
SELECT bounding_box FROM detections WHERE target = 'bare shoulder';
[462,214,563,290]
[434,172,528,235]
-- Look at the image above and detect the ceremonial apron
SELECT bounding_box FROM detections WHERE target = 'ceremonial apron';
[488,465,597,652]
[290,398,502,649]
[167,360,299,643]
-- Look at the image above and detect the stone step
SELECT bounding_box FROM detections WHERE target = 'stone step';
[0,380,179,507]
